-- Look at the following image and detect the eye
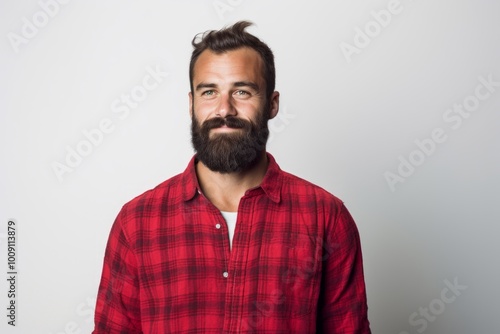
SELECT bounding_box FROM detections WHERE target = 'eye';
[202,90,215,96]
[234,90,250,96]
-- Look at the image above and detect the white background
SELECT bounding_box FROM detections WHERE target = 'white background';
[1,0,499,333]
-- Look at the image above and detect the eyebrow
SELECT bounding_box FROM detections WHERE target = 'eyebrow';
[195,81,260,92]
[234,81,260,92]
[195,83,217,91]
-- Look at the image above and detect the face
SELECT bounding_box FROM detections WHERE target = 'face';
[189,47,279,173]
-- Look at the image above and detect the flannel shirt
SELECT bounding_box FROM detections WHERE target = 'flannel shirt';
[93,153,371,333]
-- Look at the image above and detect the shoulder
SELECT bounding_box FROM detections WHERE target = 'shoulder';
[276,169,357,237]
[117,172,185,223]
[266,153,343,208]
[279,169,344,207]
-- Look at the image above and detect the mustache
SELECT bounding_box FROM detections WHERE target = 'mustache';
[201,116,252,130]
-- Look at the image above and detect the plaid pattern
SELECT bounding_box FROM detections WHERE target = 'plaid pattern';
[93,153,371,333]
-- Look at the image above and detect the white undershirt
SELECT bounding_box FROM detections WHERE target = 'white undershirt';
[220,211,238,249]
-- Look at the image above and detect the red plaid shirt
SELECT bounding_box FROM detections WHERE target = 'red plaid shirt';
[93,153,370,333]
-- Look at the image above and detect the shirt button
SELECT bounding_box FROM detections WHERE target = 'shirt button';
[223,271,229,278]
[215,223,221,229]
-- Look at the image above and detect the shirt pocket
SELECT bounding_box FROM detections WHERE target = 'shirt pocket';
[257,233,321,318]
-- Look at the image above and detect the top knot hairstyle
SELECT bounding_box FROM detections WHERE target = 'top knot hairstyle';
[189,21,276,103]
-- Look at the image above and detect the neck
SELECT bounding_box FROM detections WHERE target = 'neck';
[195,152,269,212]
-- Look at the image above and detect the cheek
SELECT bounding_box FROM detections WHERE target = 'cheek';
[193,100,217,118]
[233,99,264,115]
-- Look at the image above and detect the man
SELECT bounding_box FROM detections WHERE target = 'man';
[93,21,371,333]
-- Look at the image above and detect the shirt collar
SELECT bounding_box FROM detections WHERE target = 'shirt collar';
[181,152,282,203]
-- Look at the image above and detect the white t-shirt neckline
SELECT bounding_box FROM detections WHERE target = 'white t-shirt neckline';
[220,211,238,249]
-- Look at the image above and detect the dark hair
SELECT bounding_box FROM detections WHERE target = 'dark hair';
[189,21,276,102]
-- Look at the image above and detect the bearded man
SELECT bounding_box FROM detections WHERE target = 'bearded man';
[93,21,371,334]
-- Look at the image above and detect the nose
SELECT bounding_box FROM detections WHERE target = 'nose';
[217,93,237,118]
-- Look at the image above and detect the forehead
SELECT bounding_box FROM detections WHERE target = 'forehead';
[193,47,264,84]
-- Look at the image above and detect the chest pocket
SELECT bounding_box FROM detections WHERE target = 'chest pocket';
[255,232,322,318]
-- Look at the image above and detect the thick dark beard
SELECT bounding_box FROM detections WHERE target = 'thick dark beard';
[191,109,270,173]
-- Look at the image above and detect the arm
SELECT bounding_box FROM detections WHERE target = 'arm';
[317,203,371,334]
[93,210,142,333]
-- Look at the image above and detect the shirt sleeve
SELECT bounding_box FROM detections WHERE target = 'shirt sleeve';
[93,209,143,333]
[316,203,371,334]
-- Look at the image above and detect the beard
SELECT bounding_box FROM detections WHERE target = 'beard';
[191,108,270,173]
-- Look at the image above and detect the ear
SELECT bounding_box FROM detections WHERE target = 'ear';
[268,91,280,120]
[188,91,193,118]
